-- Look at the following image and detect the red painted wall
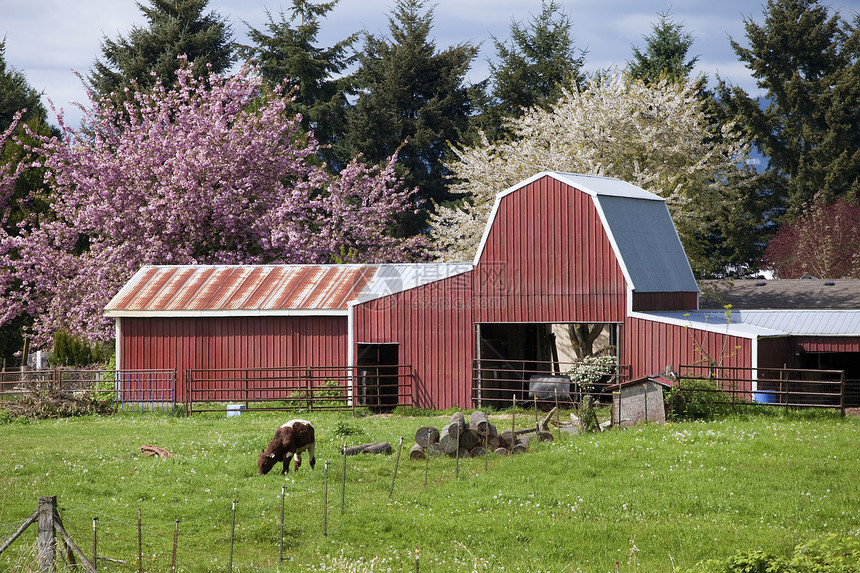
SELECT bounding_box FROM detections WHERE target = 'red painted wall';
[473,176,628,324]
[624,316,753,382]
[119,315,347,401]
[353,175,633,409]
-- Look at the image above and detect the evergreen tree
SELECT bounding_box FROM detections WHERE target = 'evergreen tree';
[628,11,700,84]
[0,40,57,367]
[341,0,480,223]
[239,0,356,165]
[717,0,860,218]
[88,0,235,101]
[483,0,585,137]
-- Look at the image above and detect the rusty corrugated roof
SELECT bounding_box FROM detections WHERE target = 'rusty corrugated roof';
[104,263,473,316]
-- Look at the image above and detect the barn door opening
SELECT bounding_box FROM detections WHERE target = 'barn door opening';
[356,343,400,410]
[474,322,619,408]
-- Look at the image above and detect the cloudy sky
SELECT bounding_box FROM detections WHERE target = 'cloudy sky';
[2,0,856,127]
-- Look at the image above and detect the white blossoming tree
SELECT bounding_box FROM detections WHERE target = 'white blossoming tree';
[430,72,757,275]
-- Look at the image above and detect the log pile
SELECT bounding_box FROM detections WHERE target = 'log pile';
[409,409,556,460]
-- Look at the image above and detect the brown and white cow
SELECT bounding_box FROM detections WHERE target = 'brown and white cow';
[258,419,316,475]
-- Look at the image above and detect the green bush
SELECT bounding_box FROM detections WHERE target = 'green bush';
[690,534,860,573]
[51,330,112,367]
[665,377,733,421]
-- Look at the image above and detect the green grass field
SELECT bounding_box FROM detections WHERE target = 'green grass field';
[1,408,859,572]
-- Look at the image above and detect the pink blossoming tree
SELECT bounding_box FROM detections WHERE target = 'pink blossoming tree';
[0,61,425,345]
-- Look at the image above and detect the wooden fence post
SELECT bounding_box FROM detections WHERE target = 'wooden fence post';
[37,496,56,571]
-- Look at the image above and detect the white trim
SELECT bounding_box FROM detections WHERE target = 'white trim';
[103,309,348,318]
[627,310,765,340]
[347,302,355,407]
[114,317,121,370]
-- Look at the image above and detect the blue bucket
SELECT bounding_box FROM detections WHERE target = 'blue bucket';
[227,404,246,417]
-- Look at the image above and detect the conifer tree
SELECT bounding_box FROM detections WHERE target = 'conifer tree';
[341,0,480,222]
[628,11,700,84]
[483,0,585,136]
[239,0,356,165]
[88,0,235,101]
[717,0,860,218]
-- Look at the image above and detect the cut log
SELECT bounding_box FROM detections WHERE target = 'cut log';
[414,426,440,447]
[449,412,466,438]
[459,428,480,451]
[486,434,501,450]
[470,445,487,458]
[537,430,554,442]
[449,447,470,459]
[426,443,443,456]
[438,425,459,454]
[499,430,516,450]
[494,447,509,456]
[341,442,392,456]
[409,444,425,460]
[470,411,489,435]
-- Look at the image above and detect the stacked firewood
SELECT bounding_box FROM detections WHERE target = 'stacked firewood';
[409,409,555,460]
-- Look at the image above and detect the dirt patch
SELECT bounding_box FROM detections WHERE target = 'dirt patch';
[844,407,860,417]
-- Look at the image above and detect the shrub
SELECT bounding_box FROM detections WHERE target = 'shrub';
[51,330,112,367]
[665,377,733,421]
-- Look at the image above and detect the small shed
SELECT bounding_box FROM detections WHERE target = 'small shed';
[611,375,673,427]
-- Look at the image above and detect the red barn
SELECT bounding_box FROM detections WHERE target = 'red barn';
[105,172,860,409]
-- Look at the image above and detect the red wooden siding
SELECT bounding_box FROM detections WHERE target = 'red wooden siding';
[757,337,793,369]
[794,337,860,353]
[119,316,347,401]
[632,292,698,312]
[353,176,636,409]
[624,316,753,380]
[352,273,474,409]
[473,176,628,324]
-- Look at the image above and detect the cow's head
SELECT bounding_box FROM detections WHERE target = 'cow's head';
[258,450,278,475]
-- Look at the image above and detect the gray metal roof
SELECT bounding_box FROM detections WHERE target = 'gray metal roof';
[595,194,698,293]
[637,309,860,339]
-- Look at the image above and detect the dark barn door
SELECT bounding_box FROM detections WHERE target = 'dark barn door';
[356,343,400,410]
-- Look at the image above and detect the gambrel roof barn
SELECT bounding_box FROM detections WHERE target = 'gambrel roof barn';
[105,172,860,409]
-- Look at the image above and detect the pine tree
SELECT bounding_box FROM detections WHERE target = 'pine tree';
[88,0,235,101]
[341,0,480,223]
[717,0,860,218]
[239,0,356,165]
[628,11,700,84]
[482,0,585,137]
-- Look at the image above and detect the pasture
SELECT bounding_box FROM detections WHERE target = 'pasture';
[1,408,859,572]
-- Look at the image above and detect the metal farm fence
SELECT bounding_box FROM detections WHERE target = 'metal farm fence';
[678,364,847,415]
[472,358,630,410]
[0,368,176,414]
[184,365,415,415]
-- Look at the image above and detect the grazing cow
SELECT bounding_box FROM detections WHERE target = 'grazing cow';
[258,419,316,475]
